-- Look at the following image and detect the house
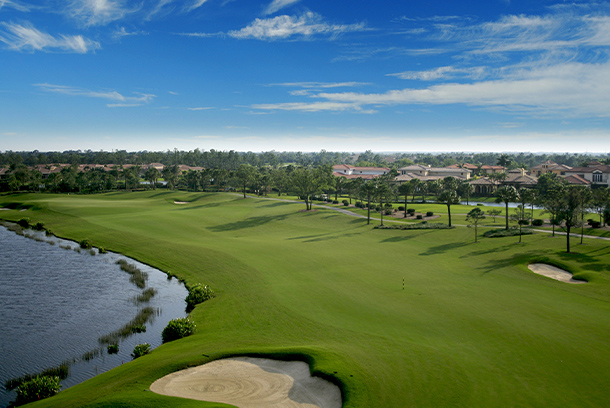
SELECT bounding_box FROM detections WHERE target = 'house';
[397,165,472,180]
[446,163,504,175]
[504,169,538,188]
[530,161,572,177]
[332,164,391,180]
[469,177,501,195]
[563,162,610,187]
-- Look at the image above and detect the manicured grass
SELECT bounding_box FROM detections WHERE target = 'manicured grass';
[1,191,610,407]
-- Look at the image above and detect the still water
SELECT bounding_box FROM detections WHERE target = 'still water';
[0,225,188,407]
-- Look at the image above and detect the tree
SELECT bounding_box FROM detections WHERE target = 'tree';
[290,166,330,210]
[144,167,161,189]
[510,205,532,243]
[556,186,590,253]
[457,180,474,205]
[466,208,485,243]
[495,185,518,230]
[590,187,609,226]
[496,154,512,168]
[409,178,422,202]
[375,181,394,227]
[162,164,181,190]
[488,208,502,223]
[517,188,536,225]
[438,177,460,227]
[333,176,346,201]
[360,181,377,225]
[235,164,256,198]
[398,182,415,217]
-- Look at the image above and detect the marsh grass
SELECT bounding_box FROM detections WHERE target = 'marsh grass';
[134,288,157,304]
[116,259,148,289]
[5,363,69,391]
[97,307,156,345]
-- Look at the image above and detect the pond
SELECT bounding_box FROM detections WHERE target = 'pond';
[0,224,188,407]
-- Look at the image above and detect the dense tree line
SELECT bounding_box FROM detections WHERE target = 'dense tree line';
[1,149,608,171]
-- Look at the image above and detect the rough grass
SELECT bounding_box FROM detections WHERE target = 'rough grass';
[1,191,609,408]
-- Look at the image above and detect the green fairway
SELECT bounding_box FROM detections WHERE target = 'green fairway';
[1,191,609,407]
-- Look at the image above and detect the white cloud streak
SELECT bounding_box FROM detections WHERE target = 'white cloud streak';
[0,22,100,53]
[0,0,31,12]
[65,0,137,27]
[34,83,156,107]
[228,12,367,40]
[185,0,209,12]
[263,0,300,16]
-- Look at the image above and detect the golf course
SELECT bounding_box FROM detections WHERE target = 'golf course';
[1,190,609,407]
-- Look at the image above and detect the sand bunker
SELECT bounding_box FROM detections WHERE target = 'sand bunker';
[528,263,586,284]
[150,357,342,408]
[173,201,190,204]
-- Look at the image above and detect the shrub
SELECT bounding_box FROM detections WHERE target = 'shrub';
[590,220,601,228]
[131,343,151,359]
[426,212,434,217]
[14,375,61,406]
[532,219,544,226]
[484,228,534,238]
[34,222,45,231]
[398,206,405,212]
[17,218,30,228]
[107,344,119,354]
[407,208,415,214]
[384,209,392,215]
[98,247,107,254]
[332,200,339,204]
[162,318,196,343]
[185,283,216,310]
[384,203,393,208]
[374,222,451,230]
[416,214,423,220]
[343,201,349,206]
[375,206,382,212]
[79,239,92,249]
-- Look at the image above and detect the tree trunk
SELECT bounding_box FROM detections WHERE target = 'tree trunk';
[404,195,408,218]
[505,202,509,230]
[566,225,571,253]
[447,204,452,227]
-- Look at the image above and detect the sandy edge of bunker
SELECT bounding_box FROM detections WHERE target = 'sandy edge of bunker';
[528,263,586,284]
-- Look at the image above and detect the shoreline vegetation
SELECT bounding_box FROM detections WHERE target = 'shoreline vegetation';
[0,191,608,407]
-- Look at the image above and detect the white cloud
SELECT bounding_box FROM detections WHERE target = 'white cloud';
[263,0,300,16]
[112,26,147,39]
[228,12,367,40]
[34,83,156,107]
[389,66,487,81]
[187,107,214,111]
[186,0,208,12]
[0,0,30,12]
[0,22,100,53]
[270,81,371,88]
[65,0,136,27]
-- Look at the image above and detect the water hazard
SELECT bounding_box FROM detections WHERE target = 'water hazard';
[0,224,188,407]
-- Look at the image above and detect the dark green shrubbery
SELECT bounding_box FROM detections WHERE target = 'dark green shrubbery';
[14,375,61,406]
[17,218,30,228]
[416,214,423,220]
[375,222,451,230]
[79,239,92,249]
[483,228,534,238]
[398,206,405,212]
[107,344,119,354]
[384,209,392,215]
[185,283,216,310]
[532,219,544,226]
[131,343,151,359]
[407,208,415,215]
[342,200,349,206]
[162,318,196,343]
[33,222,45,231]
[426,211,434,217]
[332,200,339,204]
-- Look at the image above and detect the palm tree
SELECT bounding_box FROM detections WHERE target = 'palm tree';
[466,208,486,243]
[144,167,161,190]
[438,177,460,227]
[398,182,415,217]
[495,185,519,230]
[360,181,377,225]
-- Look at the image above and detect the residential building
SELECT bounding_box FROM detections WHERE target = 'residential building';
[397,165,471,180]
[564,162,610,187]
[332,164,391,180]
[530,160,572,177]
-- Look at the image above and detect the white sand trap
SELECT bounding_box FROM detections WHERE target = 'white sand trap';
[528,263,586,284]
[173,201,190,204]
[150,357,342,408]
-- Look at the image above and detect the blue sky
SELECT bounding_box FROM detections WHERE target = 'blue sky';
[1,0,610,153]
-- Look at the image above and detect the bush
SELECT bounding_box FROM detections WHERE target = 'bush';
[407,208,415,214]
[384,209,392,215]
[162,318,196,343]
[590,220,601,228]
[98,247,107,254]
[484,228,534,238]
[374,222,451,230]
[79,239,92,249]
[398,206,405,211]
[107,344,119,354]
[131,343,151,359]
[375,206,381,212]
[532,219,544,226]
[416,214,423,220]
[34,222,45,231]
[185,283,216,310]
[17,218,30,228]
[355,202,362,208]
[14,375,61,406]
[426,212,434,217]
[343,201,349,206]
[332,200,339,204]
[384,203,393,209]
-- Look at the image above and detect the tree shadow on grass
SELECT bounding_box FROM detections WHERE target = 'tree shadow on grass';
[419,241,470,256]
[461,243,515,258]
[287,231,360,243]
[557,251,610,272]
[260,201,292,208]
[474,251,536,275]
[209,214,289,232]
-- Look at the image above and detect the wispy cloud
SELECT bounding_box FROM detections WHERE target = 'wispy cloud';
[185,0,209,12]
[228,12,367,40]
[0,0,31,12]
[187,107,214,111]
[0,22,100,53]
[388,66,487,81]
[65,0,137,27]
[112,26,147,39]
[34,83,155,107]
[263,0,300,16]
[269,81,371,88]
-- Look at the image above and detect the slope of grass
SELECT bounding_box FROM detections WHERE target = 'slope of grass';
[1,191,609,408]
